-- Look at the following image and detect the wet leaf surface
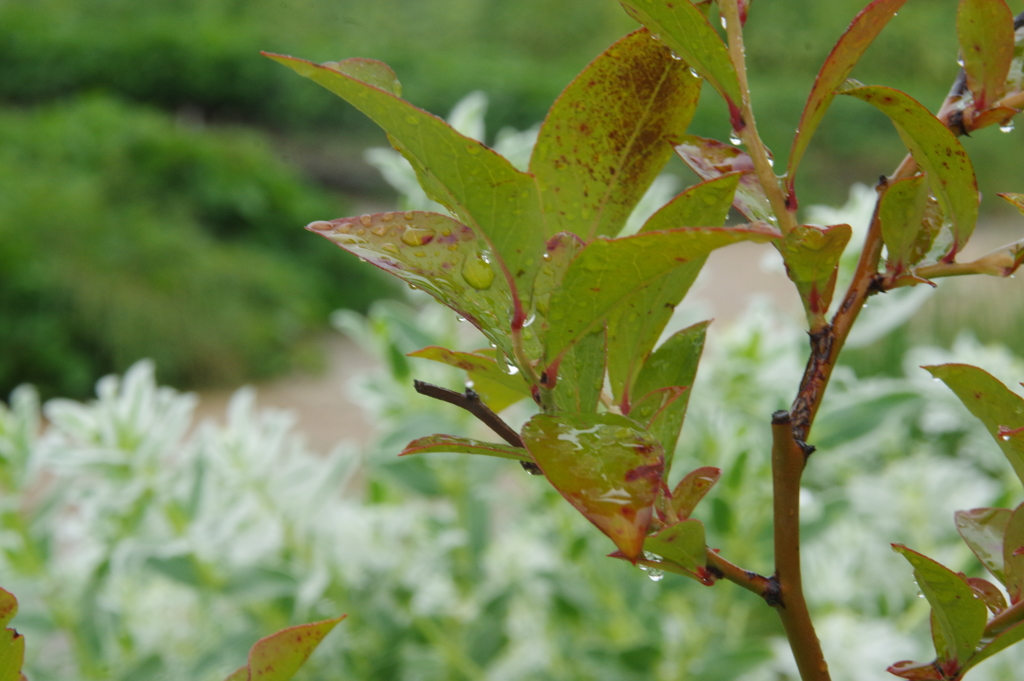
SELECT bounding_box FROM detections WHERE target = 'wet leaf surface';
[957,0,1016,110]
[955,507,1011,585]
[522,412,664,561]
[778,224,852,326]
[531,29,701,241]
[839,85,979,256]
[999,192,1024,216]
[893,544,987,668]
[619,0,743,112]
[787,0,909,190]
[308,212,516,358]
[643,518,706,571]
[667,466,721,521]
[880,175,930,271]
[926,364,1024,487]
[550,328,607,414]
[224,616,344,681]
[965,576,1007,615]
[673,136,773,221]
[408,346,530,412]
[266,54,544,315]
[401,434,532,462]
[544,225,776,369]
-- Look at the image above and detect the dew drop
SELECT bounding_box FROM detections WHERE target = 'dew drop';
[409,284,418,290]
[767,156,774,168]
[382,212,395,222]
[440,227,451,237]
[371,224,389,236]
[729,131,743,145]
[542,252,551,261]
[401,226,436,247]
[381,243,400,254]
[917,592,925,598]
[414,250,426,257]
[651,32,661,42]
[688,67,700,78]
[359,215,373,227]
[1000,120,1015,134]
[455,315,466,323]
[335,222,352,234]
[355,228,366,236]
[522,329,534,341]
[1002,434,1011,441]
[505,363,520,376]
[669,50,682,61]
[358,257,367,263]
[404,211,416,220]
[720,15,728,29]
[957,55,965,67]
[647,569,665,582]
[308,221,333,231]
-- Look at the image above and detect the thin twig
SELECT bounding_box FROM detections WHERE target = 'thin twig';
[705,549,777,602]
[412,380,543,474]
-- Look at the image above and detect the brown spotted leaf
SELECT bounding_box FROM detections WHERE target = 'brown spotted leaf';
[880,175,931,273]
[408,346,530,412]
[778,224,852,328]
[521,413,664,561]
[957,0,1016,110]
[531,29,701,241]
[224,616,344,681]
[643,518,706,572]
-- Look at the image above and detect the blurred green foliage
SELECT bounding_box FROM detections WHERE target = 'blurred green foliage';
[0,95,391,398]
[1,0,1020,209]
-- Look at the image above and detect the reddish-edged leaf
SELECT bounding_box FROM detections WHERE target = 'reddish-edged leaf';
[925,364,1024,487]
[778,224,852,328]
[957,0,1016,110]
[544,225,777,369]
[956,507,1012,585]
[893,544,987,669]
[669,466,721,520]
[530,232,586,359]
[880,175,930,272]
[887,659,943,680]
[521,413,664,561]
[408,346,530,412]
[0,589,24,681]
[965,576,1007,615]
[626,322,708,467]
[959,621,1024,676]
[308,212,516,358]
[401,434,532,463]
[999,192,1024,216]
[643,518,706,571]
[838,84,979,257]
[266,54,544,319]
[225,616,344,681]
[1005,501,1024,604]
[619,0,744,116]
[531,29,701,241]
[640,173,741,233]
[787,0,909,193]
[674,136,773,221]
[630,386,688,461]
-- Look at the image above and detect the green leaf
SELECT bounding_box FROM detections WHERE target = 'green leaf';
[955,507,1012,585]
[786,0,909,193]
[630,386,688,462]
[674,136,773,221]
[925,364,1024,487]
[957,0,1016,110]
[401,434,532,463]
[521,412,664,561]
[838,85,979,256]
[893,544,988,669]
[879,175,930,272]
[1005,501,1024,604]
[667,466,721,520]
[266,54,544,317]
[408,346,530,412]
[999,192,1024,216]
[0,589,24,681]
[223,617,344,681]
[639,173,741,233]
[531,29,702,241]
[886,659,944,680]
[544,226,776,369]
[323,58,402,96]
[308,212,516,358]
[778,223,852,327]
[530,232,586,360]
[550,328,607,414]
[627,322,708,466]
[643,518,706,571]
[961,622,1024,676]
[965,577,1007,615]
[619,0,743,115]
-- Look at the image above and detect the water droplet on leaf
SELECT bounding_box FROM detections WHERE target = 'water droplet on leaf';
[1000,120,1015,134]
[647,569,665,582]
[360,215,373,227]
[720,15,727,29]
[462,253,495,290]
[308,221,333,231]
[729,131,742,146]
[669,51,682,61]
[401,226,436,246]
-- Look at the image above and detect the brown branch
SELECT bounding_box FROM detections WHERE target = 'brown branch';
[705,548,777,602]
[412,380,542,474]
[771,410,830,681]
